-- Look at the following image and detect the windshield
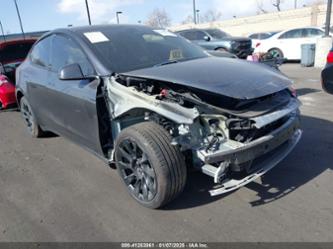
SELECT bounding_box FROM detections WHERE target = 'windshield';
[205,29,230,39]
[84,27,208,73]
[0,42,34,64]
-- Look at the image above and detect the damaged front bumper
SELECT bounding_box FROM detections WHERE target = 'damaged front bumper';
[209,129,301,196]
[198,115,302,196]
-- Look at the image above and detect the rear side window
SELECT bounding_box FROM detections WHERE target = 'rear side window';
[30,37,52,67]
[180,31,197,40]
[259,33,273,39]
[180,30,207,40]
[51,35,94,76]
[249,34,258,39]
[304,28,324,37]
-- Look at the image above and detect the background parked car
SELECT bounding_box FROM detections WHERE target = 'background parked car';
[0,39,36,109]
[176,28,253,59]
[248,31,279,48]
[321,47,333,94]
[207,50,238,58]
[254,27,325,60]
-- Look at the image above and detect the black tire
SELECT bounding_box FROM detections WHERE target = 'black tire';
[20,97,44,138]
[115,122,187,209]
[268,48,284,59]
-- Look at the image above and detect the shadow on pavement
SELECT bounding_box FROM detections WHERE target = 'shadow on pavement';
[296,88,321,97]
[163,115,333,210]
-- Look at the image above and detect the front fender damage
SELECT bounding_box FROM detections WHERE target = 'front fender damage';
[106,76,199,125]
[104,75,302,196]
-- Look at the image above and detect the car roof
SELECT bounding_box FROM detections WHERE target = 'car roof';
[177,28,219,33]
[52,24,156,36]
[277,26,323,34]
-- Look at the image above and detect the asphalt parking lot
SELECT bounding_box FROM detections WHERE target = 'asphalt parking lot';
[0,63,332,242]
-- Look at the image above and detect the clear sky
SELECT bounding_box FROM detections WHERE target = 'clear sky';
[0,0,326,34]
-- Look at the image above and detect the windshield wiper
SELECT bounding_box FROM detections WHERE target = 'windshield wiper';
[153,60,179,67]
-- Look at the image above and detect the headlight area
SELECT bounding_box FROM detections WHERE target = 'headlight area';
[172,112,302,196]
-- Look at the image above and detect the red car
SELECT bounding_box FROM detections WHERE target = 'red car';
[0,38,36,109]
[321,47,333,94]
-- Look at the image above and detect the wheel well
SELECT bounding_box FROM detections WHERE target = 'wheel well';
[268,47,283,55]
[215,47,228,51]
[16,91,24,107]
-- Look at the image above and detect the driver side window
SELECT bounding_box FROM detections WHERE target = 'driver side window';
[194,31,208,40]
[279,29,303,39]
[51,35,95,76]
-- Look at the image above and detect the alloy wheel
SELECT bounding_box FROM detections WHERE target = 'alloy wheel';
[116,139,157,202]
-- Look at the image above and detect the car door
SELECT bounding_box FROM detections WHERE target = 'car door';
[24,36,54,128]
[303,28,324,43]
[192,30,213,49]
[47,34,103,155]
[277,29,304,60]
[179,31,197,43]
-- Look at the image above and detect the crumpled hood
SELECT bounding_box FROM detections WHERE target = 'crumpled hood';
[123,57,292,100]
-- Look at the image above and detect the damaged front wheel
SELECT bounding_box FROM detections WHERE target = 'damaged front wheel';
[115,122,187,209]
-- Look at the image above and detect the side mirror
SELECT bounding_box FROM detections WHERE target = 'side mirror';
[203,35,211,42]
[59,63,85,80]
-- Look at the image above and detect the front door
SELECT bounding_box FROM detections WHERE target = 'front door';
[47,34,103,155]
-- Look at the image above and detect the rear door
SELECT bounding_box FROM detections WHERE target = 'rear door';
[277,29,304,59]
[24,36,53,127]
[303,28,324,43]
[47,34,102,155]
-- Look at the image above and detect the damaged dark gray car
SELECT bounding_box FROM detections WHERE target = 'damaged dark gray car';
[16,25,302,208]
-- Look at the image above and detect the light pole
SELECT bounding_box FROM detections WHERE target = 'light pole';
[13,0,25,39]
[0,21,6,42]
[85,0,92,25]
[116,11,122,24]
[193,0,197,24]
[294,0,297,9]
[325,0,332,36]
[196,9,200,24]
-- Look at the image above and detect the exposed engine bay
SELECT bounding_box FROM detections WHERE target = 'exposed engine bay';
[103,73,302,195]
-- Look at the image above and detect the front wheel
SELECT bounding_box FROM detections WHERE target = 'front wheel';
[115,122,187,209]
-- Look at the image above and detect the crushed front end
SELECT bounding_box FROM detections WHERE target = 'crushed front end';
[168,90,302,196]
[108,74,302,196]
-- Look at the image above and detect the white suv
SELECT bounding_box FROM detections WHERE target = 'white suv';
[254,27,325,60]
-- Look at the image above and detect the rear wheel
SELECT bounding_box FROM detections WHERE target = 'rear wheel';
[268,48,284,59]
[115,122,187,209]
[20,97,44,138]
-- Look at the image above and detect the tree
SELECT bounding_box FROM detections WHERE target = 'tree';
[272,0,284,11]
[181,15,194,25]
[145,8,171,28]
[256,0,268,14]
[202,9,222,23]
